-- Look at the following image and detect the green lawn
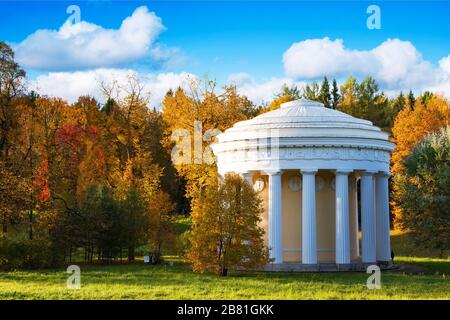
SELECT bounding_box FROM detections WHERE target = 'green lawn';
[0,256,448,300]
[0,230,448,300]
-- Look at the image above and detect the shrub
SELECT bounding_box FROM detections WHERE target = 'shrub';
[0,238,64,270]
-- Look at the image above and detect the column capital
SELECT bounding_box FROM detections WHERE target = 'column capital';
[360,170,378,176]
[377,171,391,178]
[239,170,257,175]
[264,169,283,176]
[300,168,318,174]
[335,168,353,175]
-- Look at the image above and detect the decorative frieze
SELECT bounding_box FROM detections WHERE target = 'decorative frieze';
[219,146,390,164]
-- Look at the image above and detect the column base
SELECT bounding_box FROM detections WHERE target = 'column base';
[336,263,353,271]
[261,262,368,272]
[299,264,319,272]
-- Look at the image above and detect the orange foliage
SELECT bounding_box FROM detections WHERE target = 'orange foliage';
[391,95,449,175]
[391,95,449,228]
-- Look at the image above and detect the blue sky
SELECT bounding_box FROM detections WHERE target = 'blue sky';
[2,1,450,106]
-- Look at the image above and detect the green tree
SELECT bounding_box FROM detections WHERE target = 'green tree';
[276,84,300,100]
[339,76,391,131]
[318,76,331,108]
[331,78,340,109]
[121,187,148,261]
[421,91,434,105]
[394,126,450,257]
[302,81,320,101]
[406,90,416,110]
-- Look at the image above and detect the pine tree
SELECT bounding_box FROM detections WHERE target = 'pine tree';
[319,76,331,108]
[331,79,340,109]
[392,92,406,115]
[407,90,415,110]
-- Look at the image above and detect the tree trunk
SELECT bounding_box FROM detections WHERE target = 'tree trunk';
[28,209,33,240]
[128,246,135,262]
[220,267,228,277]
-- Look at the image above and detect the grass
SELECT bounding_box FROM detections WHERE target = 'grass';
[0,257,448,300]
[0,230,448,300]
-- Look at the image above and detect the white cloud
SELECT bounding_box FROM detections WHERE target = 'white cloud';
[14,6,181,70]
[228,72,254,86]
[29,69,303,108]
[229,73,306,105]
[439,54,450,75]
[283,37,436,89]
[28,69,195,108]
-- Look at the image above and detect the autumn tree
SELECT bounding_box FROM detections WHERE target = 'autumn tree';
[0,160,31,233]
[0,42,31,234]
[391,95,449,226]
[391,95,450,175]
[162,80,256,204]
[339,76,358,114]
[0,41,26,161]
[148,190,176,262]
[394,126,450,256]
[265,84,300,112]
[188,174,269,276]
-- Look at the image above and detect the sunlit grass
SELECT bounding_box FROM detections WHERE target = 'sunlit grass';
[0,230,448,300]
[0,255,448,300]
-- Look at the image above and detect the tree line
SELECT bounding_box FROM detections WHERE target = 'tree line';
[1,40,448,270]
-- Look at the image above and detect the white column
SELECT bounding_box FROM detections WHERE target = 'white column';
[354,175,360,257]
[361,171,376,264]
[335,170,351,265]
[301,169,317,265]
[376,172,391,262]
[267,170,283,264]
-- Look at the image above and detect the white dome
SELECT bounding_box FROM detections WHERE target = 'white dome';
[212,99,394,174]
[220,98,390,144]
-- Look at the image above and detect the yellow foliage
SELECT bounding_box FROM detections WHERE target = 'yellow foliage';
[161,85,254,200]
[391,95,449,175]
[391,95,449,228]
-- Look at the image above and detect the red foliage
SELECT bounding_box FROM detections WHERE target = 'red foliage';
[34,160,50,202]
[58,124,84,145]
[87,125,100,140]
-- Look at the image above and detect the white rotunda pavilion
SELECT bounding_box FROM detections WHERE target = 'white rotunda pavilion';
[212,99,394,271]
